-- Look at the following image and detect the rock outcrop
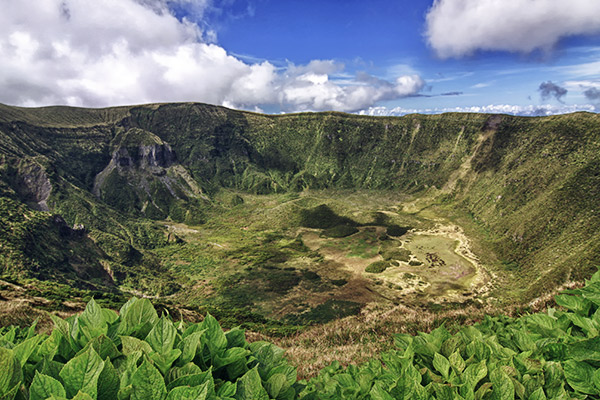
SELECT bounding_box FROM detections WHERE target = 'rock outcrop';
[93,128,204,220]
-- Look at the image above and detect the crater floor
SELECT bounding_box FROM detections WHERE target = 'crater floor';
[160,190,498,326]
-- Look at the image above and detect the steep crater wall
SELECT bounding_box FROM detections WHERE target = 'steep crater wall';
[0,102,598,299]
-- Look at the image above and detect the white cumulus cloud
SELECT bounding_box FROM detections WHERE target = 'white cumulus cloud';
[278,72,424,113]
[359,104,596,117]
[0,0,423,112]
[425,0,600,58]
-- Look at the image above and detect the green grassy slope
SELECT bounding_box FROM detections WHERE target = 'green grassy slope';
[452,113,600,296]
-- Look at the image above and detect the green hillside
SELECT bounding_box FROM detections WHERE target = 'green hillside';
[0,102,598,335]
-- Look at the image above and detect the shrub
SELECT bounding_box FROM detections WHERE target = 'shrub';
[365,260,391,273]
[299,204,356,229]
[386,224,410,237]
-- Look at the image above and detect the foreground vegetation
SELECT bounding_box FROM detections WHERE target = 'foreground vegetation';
[1,270,600,399]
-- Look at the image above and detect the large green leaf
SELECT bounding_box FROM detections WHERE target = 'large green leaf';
[389,374,418,400]
[564,314,599,337]
[466,340,491,361]
[588,269,600,283]
[12,334,43,367]
[249,342,285,380]
[567,337,600,361]
[432,383,455,400]
[29,372,66,400]
[555,294,591,316]
[225,328,247,349]
[40,358,65,382]
[369,382,394,400]
[234,368,269,400]
[0,384,20,400]
[490,369,514,400]
[578,282,600,305]
[59,346,104,399]
[528,387,547,400]
[97,358,119,400]
[177,331,204,366]
[404,363,422,386]
[72,391,95,400]
[333,374,359,398]
[165,383,209,400]
[463,360,487,390]
[166,363,203,384]
[225,359,249,382]
[217,381,236,398]
[145,315,182,374]
[510,376,526,399]
[150,349,182,376]
[117,385,132,400]
[0,327,16,345]
[449,350,465,374]
[36,330,62,361]
[118,298,158,338]
[353,367,376,394]
[78,299,108,342]
[50,315,78,353]
[200,314,227,362]
[214,347,250,369]
[102,309,119,325]
[513,330,536,353]
[563,360,598,395]
[131,359,167,400]
[459,385,475,400]
[88,335,121,361]
[121,336,152,356]
[440,334,462,358]
[118,351,142,390]
[542,362,565,399]
[433,352,450,380]
[474,382,492,400]
[146,316,177,355]
[268,365,296,388]
[525,314,562,337]
[265,373,288,399]
[594,368,600,393]
[166,369,214,398]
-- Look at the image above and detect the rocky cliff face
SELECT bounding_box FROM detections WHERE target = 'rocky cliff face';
[111,142,176,171]
[93,127,204,221]
[14,161,52,211]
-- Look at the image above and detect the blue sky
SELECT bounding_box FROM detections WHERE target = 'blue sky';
[200,0,600,115]
[1,0,600,115]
